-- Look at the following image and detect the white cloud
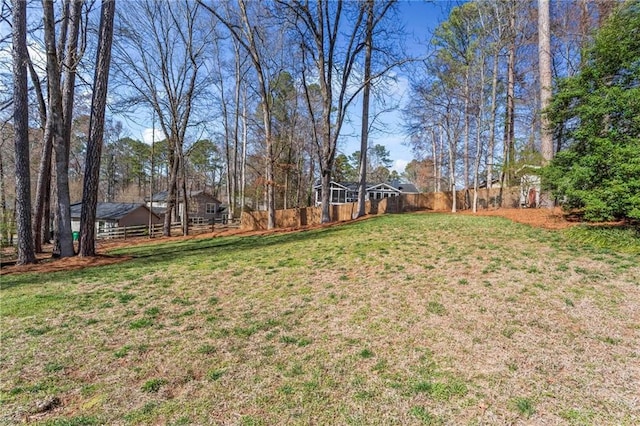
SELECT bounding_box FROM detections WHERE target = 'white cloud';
[141,127,164,145]
[392,159,409,173]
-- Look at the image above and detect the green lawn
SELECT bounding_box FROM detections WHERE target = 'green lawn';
[1,213,639,425]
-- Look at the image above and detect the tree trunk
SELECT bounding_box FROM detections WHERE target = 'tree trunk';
[463,67,470,191]
[33,124,53,252]
[164,146,179,236]
[472,54,486,213]
[502,3,516,189]
[447,127,457,213]
[437,129,444,192]
[181,151,189,236]
[0,149,9,245]
[29,56,51,252]
[43,0,74,258]
[12,0,36,264]
[357,0,374,219]
[240,88,248,215]
[321,170,332,222]
[486,50,499,205]
[79,0,116,257]
[431,129,438,193]
[538,0,553,164]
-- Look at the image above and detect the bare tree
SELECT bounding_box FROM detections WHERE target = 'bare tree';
[285,0,366,223]
[79,0,115,257]
[12,0,36,264]
[200,0,282,229]
[209,32,249,220]
[113,0,209,236]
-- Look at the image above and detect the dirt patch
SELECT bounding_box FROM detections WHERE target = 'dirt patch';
[0,209,572,276]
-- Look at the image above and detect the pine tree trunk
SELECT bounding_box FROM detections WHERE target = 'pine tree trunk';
[448,128,457,213]
[12,0,36,264]
[79,0,116,257]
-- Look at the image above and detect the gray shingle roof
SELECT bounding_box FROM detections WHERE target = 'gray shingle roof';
[315,181,420,194]
[69,203,152,221]
[148,190,221,204]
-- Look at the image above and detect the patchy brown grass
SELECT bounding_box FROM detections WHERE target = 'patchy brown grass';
[1,213,638,425]
[1,209,570,276]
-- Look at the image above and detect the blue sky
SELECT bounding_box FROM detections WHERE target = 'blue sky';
[127,1,452,174]
[335,0,449,172]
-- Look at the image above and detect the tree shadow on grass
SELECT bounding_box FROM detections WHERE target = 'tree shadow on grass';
[0,223,355,290]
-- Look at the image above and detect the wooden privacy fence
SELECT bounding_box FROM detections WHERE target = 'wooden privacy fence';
[240,187,522,231]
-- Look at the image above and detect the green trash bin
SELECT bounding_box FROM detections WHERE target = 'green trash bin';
[72,231,79,241]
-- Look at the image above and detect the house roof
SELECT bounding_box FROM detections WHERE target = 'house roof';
[389,181,419,193]
[69,202,158,221]
[147,190,222,204]
[314,181,419,194]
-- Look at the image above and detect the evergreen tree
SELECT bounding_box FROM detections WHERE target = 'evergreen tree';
[543,0,640,221]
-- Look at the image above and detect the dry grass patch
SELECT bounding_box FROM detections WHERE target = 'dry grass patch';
[1,214,639,425]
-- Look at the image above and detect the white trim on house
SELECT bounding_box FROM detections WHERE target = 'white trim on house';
[365,183,402,200]
[314,181,416,206]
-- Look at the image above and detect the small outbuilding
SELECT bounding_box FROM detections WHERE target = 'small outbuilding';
[69,202,162,234]
[517,165,542,208]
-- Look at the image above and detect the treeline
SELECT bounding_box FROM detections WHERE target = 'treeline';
[3,0,638,264]
[403,0,618,211]
[2,0,404,263]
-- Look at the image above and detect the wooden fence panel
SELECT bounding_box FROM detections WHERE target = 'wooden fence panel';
[239,187,524,231]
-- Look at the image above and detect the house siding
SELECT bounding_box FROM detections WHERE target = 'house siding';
[118,206,162,227]
[188,193,219,222]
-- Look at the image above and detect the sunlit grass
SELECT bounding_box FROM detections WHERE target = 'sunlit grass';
[1,213,639,424]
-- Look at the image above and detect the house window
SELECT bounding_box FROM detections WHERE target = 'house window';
[206,203,216,214]
[330,188,346,204]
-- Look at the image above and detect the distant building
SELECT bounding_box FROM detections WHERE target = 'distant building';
[69,202,161,234]
[314,181,419,206]
[147,190,226,223]
[517,165,542,208]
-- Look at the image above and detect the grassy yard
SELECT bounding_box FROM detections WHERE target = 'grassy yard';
[1,213,639,425]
